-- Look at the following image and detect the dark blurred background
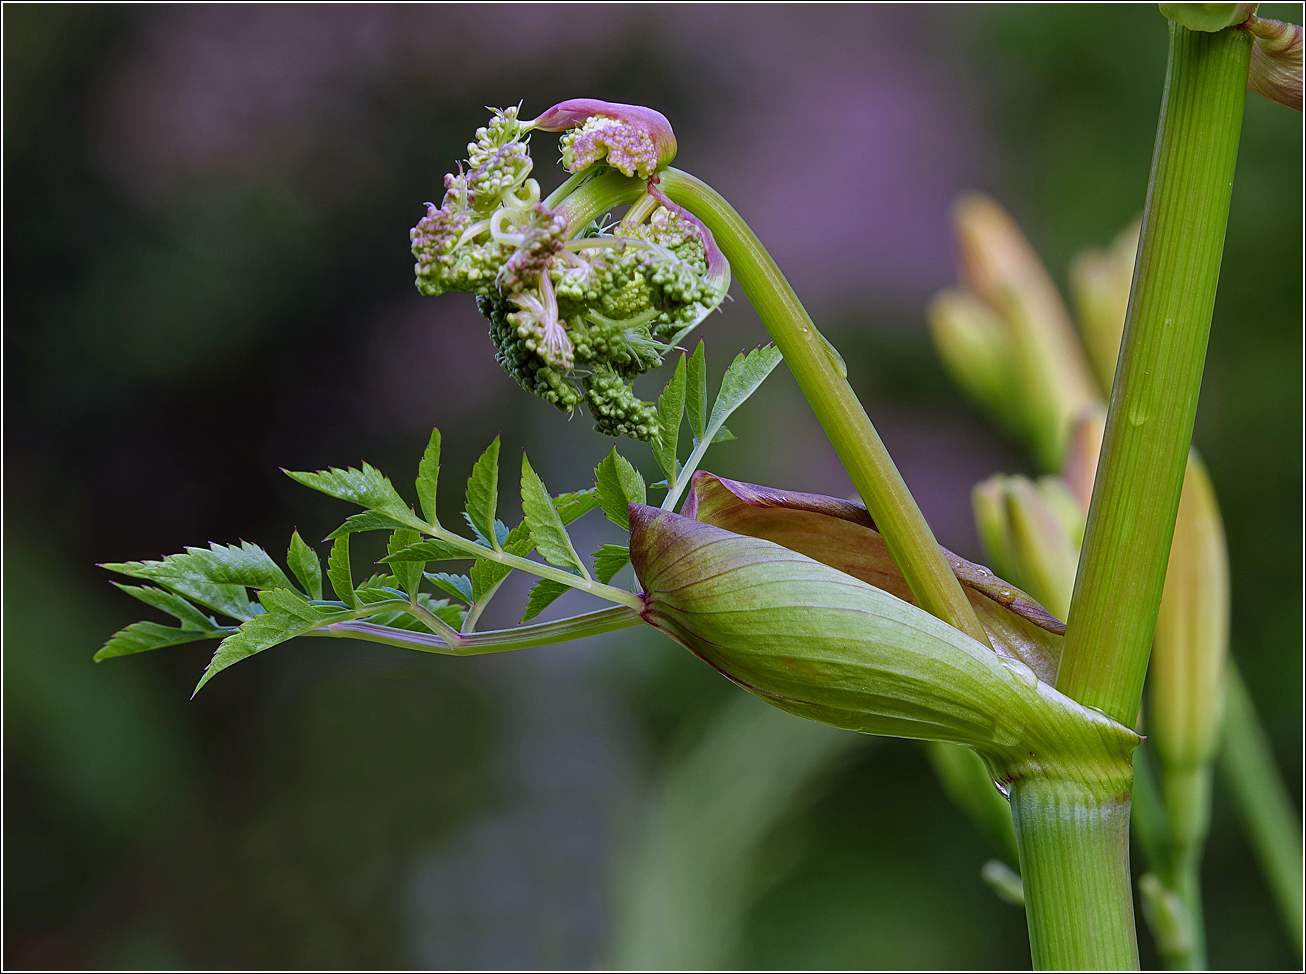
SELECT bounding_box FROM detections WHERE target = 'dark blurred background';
[4,4,1300,969]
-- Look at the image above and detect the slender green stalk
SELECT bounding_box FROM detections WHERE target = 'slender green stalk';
[425,524,645,611]
[657,168,990,648]
[314,604,643,655]
[1057,24,1252,724]
[1219,662,1304,956]
[1131,745,1209,970]
[1011,775,1139,969]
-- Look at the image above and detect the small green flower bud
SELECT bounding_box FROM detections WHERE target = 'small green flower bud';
[1069,221,1141,397]
[946,194,1099,470]
[1159,3,1258,32]
[1150,454,1230,778]
[973,474,1085,621]
[927,289,1020,434]
[628,504,1139,780]
[1003,476,1082,620]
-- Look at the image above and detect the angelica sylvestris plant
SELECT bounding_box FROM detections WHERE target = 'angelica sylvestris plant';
[99,6,1302,968]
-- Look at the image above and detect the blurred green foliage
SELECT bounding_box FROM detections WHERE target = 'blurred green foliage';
[4,4,1298,969]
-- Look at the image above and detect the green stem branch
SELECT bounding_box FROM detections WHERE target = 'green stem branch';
[657,168,990,648]
[1057,23,1252,723]
[315,604,643,655]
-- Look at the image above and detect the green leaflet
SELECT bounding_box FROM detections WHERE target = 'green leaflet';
[287,530,323,600]
[595,447,647,530]
[325,510,416,540]
[654,355,687,483]
[661,345,783,512]
[520,454,586,574]
[552,489,600,525]
[707,345,783,437]
[416,427,442,525]
[285,463,415,523]
[468,522,532,601]
[522,578,572,622]
[593,544,631,584]
[388,529,425,598]
[685,340,708,442]
[195,589,354,694]
[628,505,1139,782]
[112,582,219,632]
[104,551,256,621]
[326,534,357,608]
[97,621,231,661]
[115,541,290,591]
[425,572,473,603]
[465,437,502,550]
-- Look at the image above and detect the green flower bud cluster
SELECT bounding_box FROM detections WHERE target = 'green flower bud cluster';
[412,106,731,443]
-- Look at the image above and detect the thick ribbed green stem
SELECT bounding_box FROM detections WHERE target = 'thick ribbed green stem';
[657,168,990,648]
[1011,776,1139,970]
[1057,24,1252,723]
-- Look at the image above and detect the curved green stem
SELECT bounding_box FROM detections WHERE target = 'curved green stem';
[314,604,643,655]
[657,168,990,648]
[1057,23,1252,723]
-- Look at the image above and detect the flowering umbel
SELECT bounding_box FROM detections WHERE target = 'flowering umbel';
[410,103,729,442]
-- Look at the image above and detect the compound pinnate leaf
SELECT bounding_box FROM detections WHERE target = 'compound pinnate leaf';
[287,530,323,600]
[468,522,533,602]
[383,537,481,564]
[592,544,631,584]
[103,551,259,621]
[685,340,708,442]
[112,583,219,632]
[521,454,585,574]
[285,463,413,520]
[707,345,783,438]
[96,621,230,661]
[195,589,351,694]
[594,447,647,530]
[465,437,502,550]
[325,510,416,540]
[654,355,687,482]
[521,578,572,622]
[326,534,357,608]
[388,529,425,598]
[416,428,442,525]
[425,572,473,603]
[552,489,599,526]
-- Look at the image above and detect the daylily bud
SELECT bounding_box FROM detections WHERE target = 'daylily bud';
[1243,15,1304,112]
[628,504,1139,781]
[927,289,1019,434]
[1149,453,1229,848]
[947,194,1099,470]
[1061,407,1107,513]
[1159,3,1258,32]
[684,472,1065,682]
[529,98,678,178]
[972,474,1085,621]
[1069,221,1141,397]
